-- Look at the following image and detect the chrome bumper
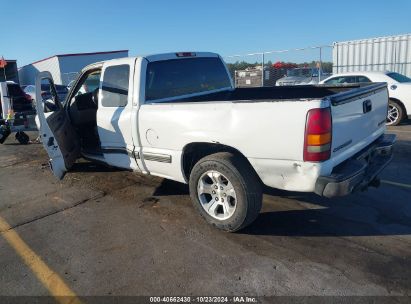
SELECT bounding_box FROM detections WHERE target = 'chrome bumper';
[315,134,396,198]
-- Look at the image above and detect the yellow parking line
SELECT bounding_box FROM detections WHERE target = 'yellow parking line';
[0,216,82,304]
[381,180,411,189]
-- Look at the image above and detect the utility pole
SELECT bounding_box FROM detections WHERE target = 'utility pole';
[319,47,322,82]
[261,53,265,87]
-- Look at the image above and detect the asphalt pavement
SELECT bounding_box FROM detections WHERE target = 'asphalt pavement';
[0,124,410,298]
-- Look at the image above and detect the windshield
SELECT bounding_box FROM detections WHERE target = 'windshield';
[286,68,313,77]
[386,72,411,83]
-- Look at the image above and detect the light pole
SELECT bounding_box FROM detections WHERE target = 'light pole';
[261,52,265,87]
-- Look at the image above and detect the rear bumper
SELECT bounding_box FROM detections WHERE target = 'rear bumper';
[315,134,396,198]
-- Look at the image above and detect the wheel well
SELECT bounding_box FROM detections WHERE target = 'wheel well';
[389,98,407,117]
[181,142,258,182]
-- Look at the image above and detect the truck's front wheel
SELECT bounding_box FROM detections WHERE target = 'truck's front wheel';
[189,152,262,232]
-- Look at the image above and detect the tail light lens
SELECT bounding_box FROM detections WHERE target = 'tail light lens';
[304,107,332,162]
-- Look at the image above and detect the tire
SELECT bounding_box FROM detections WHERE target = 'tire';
[189,152,262,232]
[386,100,404,126]
[15,131,29,145]
[0,125,11,144]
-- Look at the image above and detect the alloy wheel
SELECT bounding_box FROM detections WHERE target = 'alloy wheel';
[197,170,237,220]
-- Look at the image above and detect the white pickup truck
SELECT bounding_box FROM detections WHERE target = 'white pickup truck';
[36,52,395,232]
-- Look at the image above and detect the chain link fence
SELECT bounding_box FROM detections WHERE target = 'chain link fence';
[61,47,333,89]
[223,45,333,88]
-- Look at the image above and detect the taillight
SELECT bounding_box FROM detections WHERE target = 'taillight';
[304,107,332,162]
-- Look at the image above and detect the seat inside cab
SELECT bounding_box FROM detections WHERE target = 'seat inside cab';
[68,69,102,153]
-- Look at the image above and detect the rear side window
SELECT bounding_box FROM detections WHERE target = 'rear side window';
[325,76,356,85]
[101,65,130,107]
[357,76,371,83]
[324,77,343,84]
[145,57,231,102]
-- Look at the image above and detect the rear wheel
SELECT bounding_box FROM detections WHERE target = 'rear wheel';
[189,152,262,232]
[386,100,403,126]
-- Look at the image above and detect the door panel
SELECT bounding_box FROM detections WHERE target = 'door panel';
[97,58,140,171]
[35,71,80,179]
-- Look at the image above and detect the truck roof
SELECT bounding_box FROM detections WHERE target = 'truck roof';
[81,52,220,72]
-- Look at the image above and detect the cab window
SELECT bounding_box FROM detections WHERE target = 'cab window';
[75,71,101,96]
[101,65,130,107]
[325,76,356,85]
[145,58,231,102]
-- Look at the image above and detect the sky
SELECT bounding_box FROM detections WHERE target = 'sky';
[2,0,411,66]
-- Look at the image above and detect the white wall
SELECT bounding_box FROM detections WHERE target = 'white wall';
[58,51,128,84]
[333,34,411,77]
[18,51,129,85]
[19,56,61,85]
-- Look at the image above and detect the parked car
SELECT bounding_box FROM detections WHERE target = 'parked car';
[0,81,34,118]
[35,52,395,232]
[67,80,76,91]
[320,71,411,126]
[276,67,328,86]
[24,84,69,105]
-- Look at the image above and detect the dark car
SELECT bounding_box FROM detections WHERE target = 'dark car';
[24,84,69,105]
[5,83,34,113]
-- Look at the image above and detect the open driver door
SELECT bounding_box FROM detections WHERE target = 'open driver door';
[35,71,80,179]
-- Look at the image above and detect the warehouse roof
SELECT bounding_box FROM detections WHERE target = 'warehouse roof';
[20,50,129,68]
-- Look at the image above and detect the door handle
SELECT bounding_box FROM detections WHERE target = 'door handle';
[47,137,54,147]
[363,99,372,113]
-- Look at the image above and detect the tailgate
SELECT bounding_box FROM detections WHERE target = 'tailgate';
[330,83,388,161]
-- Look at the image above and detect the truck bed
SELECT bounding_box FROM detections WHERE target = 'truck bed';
[139,81,388,192]
[155,83,376,104]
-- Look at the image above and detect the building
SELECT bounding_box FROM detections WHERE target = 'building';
[18,50,129,86]
[0,59,19,83]
[333,33,411,77]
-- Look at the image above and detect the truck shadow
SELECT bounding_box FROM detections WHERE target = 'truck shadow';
[240,186,411,237]
[70,161,121,173]
[70,136,411,238]
[152,179,190,196]
[152,179,411,237]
